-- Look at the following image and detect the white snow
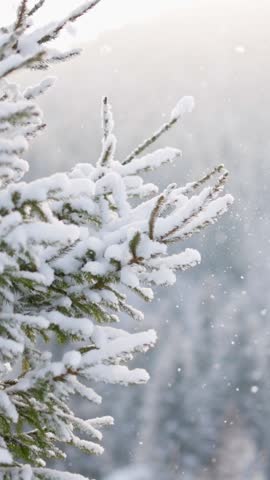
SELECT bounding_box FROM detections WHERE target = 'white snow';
[24,77,56,100]
[170,96,195,121]
[0,391,18,423]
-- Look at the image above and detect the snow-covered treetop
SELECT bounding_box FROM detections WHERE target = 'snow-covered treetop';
[0,1,233,479]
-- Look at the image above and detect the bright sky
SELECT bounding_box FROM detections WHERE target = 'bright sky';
[2,0,187,46]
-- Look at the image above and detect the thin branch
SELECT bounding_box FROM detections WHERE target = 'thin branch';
[29,0,46,17]
[38,0,102,44]
[15,0,28,31]
[160,170,229,242]
[0,51,45,79]
[181,164,225,195]
[122,117,178,165]
[149,194,165,240]
[102,96,110,140]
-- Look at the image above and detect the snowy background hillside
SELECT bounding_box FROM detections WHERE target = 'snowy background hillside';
[16,0,270,478]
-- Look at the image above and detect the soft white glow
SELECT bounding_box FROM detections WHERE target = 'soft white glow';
[2,0,185,46]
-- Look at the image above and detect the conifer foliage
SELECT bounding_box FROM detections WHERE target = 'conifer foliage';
[0,1,233,479]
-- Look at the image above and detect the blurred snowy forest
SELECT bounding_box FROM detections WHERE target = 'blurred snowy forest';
[20,0,270,478]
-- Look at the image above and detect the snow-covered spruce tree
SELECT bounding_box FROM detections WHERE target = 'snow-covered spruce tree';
[0,1,233,479]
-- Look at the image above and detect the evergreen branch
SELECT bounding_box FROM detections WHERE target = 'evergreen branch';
[0,51,46,79]
[160,169,230,242]
[47,49,81,64]
[122,116,178,165]
[129,231,141,259]
[149,194,166,240]
[38,0,102,44]
[102,96,110,140]
[180,164,226,195]
[28,0,46,17]
[15,0,29,31]
[98,135,116,167]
